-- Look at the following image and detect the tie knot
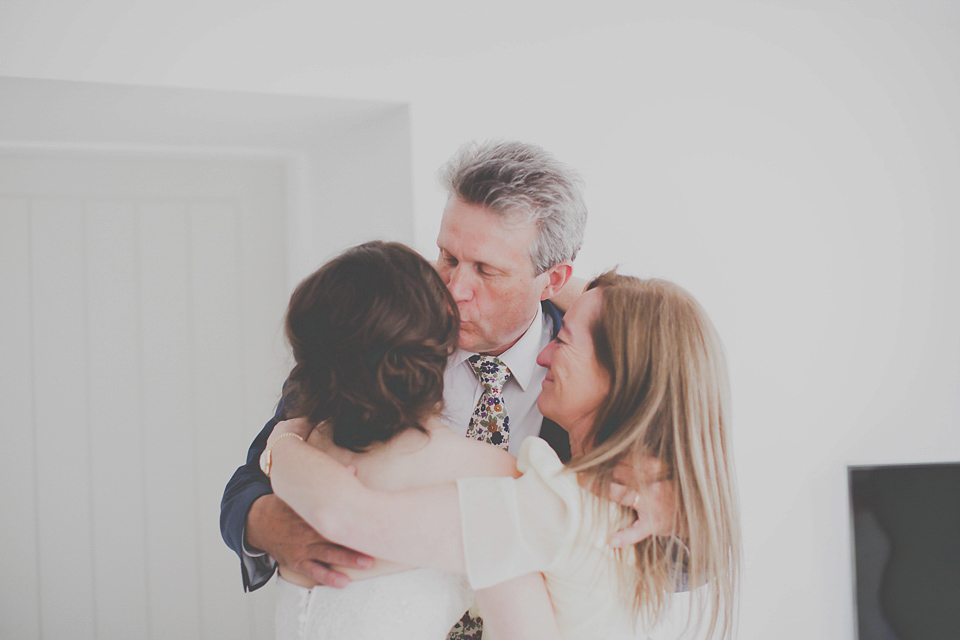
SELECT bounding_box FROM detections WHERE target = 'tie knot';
[467,354,511,392]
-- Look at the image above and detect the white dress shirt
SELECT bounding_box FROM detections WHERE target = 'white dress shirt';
[441,304,554,456]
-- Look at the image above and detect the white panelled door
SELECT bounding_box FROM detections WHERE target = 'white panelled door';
[0,152,290,640]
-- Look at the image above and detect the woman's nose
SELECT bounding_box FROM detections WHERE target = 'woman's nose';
[536,340,556,367]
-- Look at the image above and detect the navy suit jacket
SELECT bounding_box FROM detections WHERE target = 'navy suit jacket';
[219,300,570,591]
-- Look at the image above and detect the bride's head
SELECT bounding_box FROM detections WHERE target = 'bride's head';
[281,241,459,452]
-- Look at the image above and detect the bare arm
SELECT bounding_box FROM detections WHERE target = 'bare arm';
[220,389,372,590]
[268,425,561,639]
[245,494,372,588]
[268,421,475,573]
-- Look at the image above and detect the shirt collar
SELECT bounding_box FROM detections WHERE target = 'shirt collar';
[451,304,546,392]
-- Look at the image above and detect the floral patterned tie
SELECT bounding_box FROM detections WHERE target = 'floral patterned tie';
[464,354,511,450]
[448,354,512,640]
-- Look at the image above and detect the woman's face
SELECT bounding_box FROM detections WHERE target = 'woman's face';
[536,288,611,455]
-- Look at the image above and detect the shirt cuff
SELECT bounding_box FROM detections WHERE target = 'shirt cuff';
[241,525,277,589]
[241,524,268,558]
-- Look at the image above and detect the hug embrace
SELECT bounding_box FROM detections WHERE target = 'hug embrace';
[220,142,740,640]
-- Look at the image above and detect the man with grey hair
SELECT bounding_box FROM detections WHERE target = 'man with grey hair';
[430,142,584,637]
[221,141,672,634]
[440,140,587,277]
[222,137,582,579]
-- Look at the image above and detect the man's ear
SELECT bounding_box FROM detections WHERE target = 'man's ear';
[539,262,574,301]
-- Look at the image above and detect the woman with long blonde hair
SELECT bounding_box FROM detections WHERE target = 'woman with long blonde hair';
[266,271,740,639]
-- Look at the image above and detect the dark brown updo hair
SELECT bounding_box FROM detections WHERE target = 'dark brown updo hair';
[281,241,459,451]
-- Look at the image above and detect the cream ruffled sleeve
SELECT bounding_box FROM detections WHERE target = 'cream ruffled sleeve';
[456,437,583,590]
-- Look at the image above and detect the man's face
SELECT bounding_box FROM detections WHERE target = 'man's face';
[436,197,551,355]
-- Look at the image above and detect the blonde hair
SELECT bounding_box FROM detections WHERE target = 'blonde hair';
[570,272,740,639]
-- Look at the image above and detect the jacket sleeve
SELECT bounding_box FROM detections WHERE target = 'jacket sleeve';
[219,387,288,591]
[538,300,572,462]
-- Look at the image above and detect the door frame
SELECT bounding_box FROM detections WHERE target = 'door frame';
[0,75,415,288]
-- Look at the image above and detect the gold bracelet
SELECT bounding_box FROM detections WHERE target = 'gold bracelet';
[259,432,304,478]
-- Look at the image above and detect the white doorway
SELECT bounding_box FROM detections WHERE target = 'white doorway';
[0,77,414,640]
[0,151,288,639]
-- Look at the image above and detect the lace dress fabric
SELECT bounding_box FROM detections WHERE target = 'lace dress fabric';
[275,569,474,640]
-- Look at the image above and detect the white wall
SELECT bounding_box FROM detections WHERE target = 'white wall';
[2,2,958,638]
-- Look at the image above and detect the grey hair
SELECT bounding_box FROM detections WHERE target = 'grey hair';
[439,140,587,275]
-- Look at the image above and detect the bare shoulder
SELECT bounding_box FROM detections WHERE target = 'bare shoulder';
[427,423,519,480]
[321,418,517,490]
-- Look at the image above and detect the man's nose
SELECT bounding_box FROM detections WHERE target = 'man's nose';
[536,340,556,367]
[446,265,474,302]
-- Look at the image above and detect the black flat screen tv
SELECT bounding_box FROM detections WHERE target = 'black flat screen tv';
[849,462,960,640]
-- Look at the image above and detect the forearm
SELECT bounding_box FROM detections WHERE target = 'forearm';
[244,493,287,552]
[269,436,466,573]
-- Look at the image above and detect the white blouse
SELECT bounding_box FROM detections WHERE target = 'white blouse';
[457,438,641,640]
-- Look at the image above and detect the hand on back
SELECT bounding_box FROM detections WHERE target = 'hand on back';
[607,456,684,548]
[247,478,373,588]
